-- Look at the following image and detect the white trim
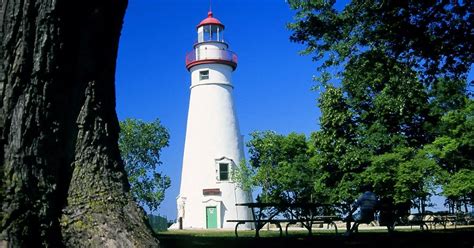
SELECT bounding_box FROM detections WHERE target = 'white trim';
[199,70,209,80]
[189,82,234,89]
[215,157,234,182]
[202,198,222,228]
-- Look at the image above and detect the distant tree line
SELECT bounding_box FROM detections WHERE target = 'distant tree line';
[148,215,170,233]
[235,0,473,216]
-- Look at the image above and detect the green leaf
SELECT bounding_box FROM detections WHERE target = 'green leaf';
[119,118,170,212]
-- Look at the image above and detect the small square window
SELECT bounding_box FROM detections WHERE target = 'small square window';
[200,70,209,80]
[219,163,229,181]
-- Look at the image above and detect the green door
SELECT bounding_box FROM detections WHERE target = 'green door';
[206,206,217,229]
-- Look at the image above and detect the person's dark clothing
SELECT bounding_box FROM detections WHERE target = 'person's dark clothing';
[354,191,378,223]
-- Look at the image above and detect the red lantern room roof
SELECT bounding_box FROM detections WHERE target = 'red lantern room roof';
[197,11,225,29]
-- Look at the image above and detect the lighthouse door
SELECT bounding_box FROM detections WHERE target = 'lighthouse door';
[206,206,217,228]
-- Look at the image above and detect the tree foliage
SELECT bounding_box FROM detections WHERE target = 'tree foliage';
[287,0,472,214]
[147,215,170,233]
[364,147,440,212]
[343,51,431,149]
[234,0,472,218]
[288,0,474,84]
[232,159,255,193]
[119,118,171,212]
[425,99,474,206]
[241,131,313,204]
[310,85,367,212]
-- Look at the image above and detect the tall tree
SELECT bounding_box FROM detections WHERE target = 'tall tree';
[288,0,472,213]
[342,51,439,212]
[119,118,171,212]
[426,99,474,211]
[310,86,368,213]
[1,0,158,246]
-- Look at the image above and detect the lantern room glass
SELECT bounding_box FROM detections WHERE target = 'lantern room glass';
[198,24,224,43]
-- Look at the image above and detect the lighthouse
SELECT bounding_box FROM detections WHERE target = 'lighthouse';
[176,10,252,229]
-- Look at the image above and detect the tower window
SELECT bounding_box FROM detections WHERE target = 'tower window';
[219,163,229,181]
[200,70,209,80]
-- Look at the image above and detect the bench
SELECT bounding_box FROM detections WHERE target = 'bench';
[227,216,341,237]
[283,216,341,235]
[227,219,284,237]
[405,214,449,230]
[448,213,474,227]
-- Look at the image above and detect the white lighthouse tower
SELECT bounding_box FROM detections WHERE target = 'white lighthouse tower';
[176,10,252,229]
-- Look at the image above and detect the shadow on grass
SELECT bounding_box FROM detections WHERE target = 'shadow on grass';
[157,228,474,248]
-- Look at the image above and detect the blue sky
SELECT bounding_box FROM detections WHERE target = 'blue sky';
[116,1,473,219]
[116,0,324,219]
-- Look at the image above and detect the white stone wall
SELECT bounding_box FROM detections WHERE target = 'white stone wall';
[178,61,252,229]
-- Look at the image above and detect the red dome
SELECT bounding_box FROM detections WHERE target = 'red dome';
[197,11,225,29]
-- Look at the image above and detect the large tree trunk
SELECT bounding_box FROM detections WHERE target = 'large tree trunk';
[0,0,158,246]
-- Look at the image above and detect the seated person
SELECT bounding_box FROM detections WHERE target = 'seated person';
[346,185,378,234]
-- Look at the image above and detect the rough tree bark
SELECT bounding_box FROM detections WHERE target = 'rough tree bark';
[0,0,158,246]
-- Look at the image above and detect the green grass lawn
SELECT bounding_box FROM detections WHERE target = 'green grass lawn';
[160,229,329,238]
[156,227,474,248]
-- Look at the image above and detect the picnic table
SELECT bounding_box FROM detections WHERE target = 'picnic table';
[406,212,449,230]
[404,212,472,230]
[227,202,341,237]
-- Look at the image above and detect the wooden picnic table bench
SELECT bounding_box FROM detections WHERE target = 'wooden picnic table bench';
[227,216,341,237]
[404,212,454,230]
[282,216,341,235]
[228,202,342,237]
[226,219,284,237]
[445,213,473,227]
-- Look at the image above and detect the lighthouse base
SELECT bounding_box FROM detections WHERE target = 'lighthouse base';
[174,190,253,230]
